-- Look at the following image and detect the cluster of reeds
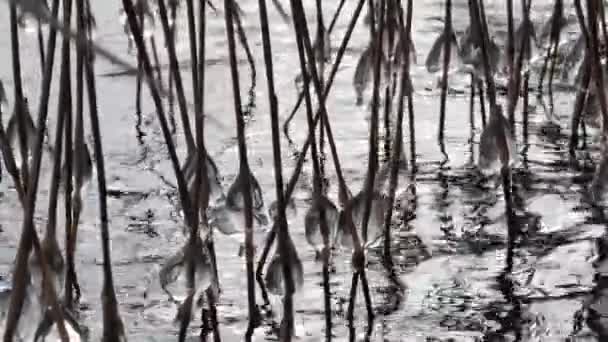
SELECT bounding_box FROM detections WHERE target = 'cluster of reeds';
[3,0,608,340]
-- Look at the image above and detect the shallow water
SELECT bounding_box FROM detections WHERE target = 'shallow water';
[0,0,606,340]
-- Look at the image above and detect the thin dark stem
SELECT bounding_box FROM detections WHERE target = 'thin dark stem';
[259,0,296,336]
[522,71,529,147]
[223,1,259,338]
[198,0,220,303]
[83,23,127,337]
[329,0,346,33]
[61,0,75,313]
[470,73,476,133]
[547,1,563,92]
[438,0,452,148]
[361,0,385,243]
[569,1,591,156]
[232,9,257,122]
[290,0,354,207]
[585,0,608,134]
[256,0,366,280]
[360,269,374,320]
[506,0,515,127]
[282,0,347,137]
[186,0,199,126]
[150,36,164,90]
[122,0,196,243]
[291,2,333,339]
[0,119,24,203]
[508,0,531,124]
[473,0,498,110]
[502,166,516,273]
[157,0,196,153]
[10,5,29,192]
[478,80,487,127]
[57,0,74,248]
[407,87,416,173]
[346,272,359,323]
[383,0,413,272]
[4,0,65,338]
[38,23,46,71]
[136,8,144,115]
[569,60,590,156]
[600,0,608,46]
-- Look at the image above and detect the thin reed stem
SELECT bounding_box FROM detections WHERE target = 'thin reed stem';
[506,0,514,127]
[293,15,334,342]
[361,0,385,243]
[157,0,196,153]
[38,23,46,71]
[474,0,497,109]
[223,1,259,338]
[135,5,144,114]
[4,0,66,338]
[57,0,75,298]
[122,0,196,248]
[477,0,517,272]
[10,4,29,191]
[186,0,199,121]
[586,0,608,134]
[438,0,452,149]
[258,0,297,336]
[282,0,347,137]
[569,1,591,157]
[383,0,413,271]
[256,0,366,279]
[83,25,127,338]
[522,70,529,148]
[290,0,353,207]
[508,0,531,127]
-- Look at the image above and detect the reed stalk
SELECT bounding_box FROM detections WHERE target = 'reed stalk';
[474,0,517,273]
[290,6,334,340]
[586,0,608,134]
[282,0,347,136]
[257,0,297,335]
[4,0,67,338]
[223,1,259,338]
[157,0,196,153]
[196,1,220,340]
[438,0,452,151]
[135,4,145,115]
[10,4,29,191]
[82,21,127,338]
[256,0,366,283]
[570,0,591,157]
[383,0,413,271]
